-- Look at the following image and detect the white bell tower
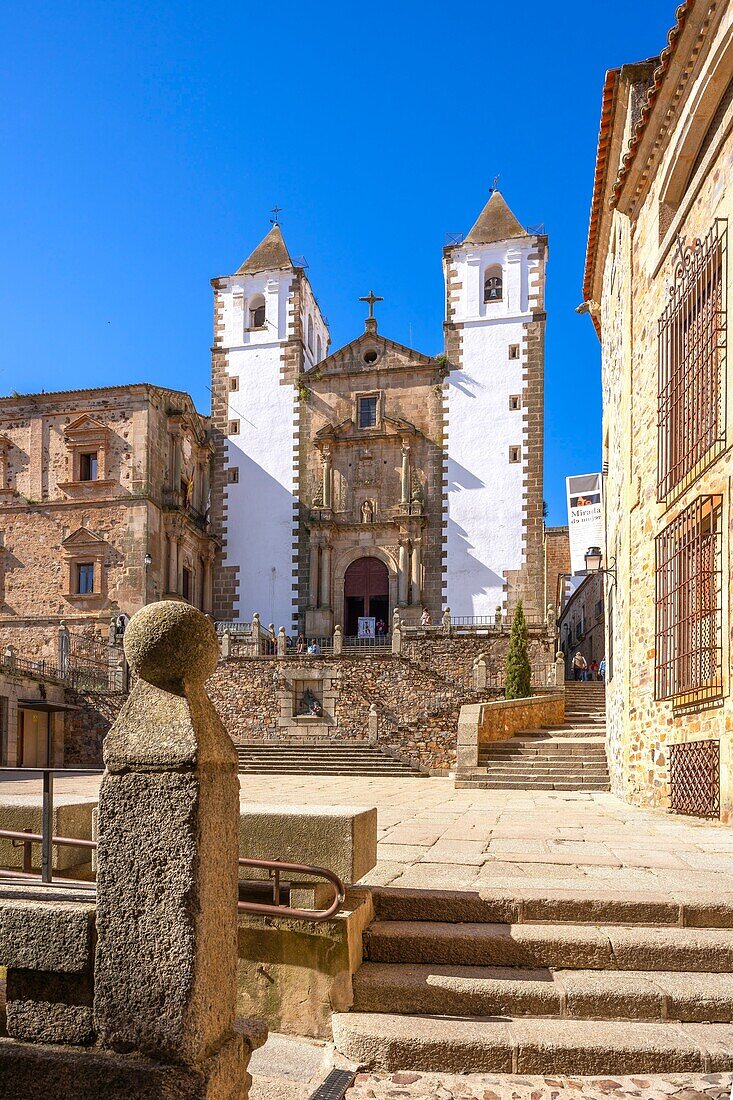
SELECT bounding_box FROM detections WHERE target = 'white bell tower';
[210,224,329,628]
[443,191,547,620]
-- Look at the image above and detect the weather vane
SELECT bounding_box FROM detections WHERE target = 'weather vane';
[359,289,384,319]
[490,175,500,193]
[270,206,283,226]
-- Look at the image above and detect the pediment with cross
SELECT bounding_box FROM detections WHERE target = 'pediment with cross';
[303,331,441,381]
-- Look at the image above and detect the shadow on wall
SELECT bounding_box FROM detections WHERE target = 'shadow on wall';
[226,447,299,627]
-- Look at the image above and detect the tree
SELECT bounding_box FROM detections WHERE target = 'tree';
[504,601,532,699]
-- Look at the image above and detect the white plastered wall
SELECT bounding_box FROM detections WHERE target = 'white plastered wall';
[219,269,298,630]
[445,241,537,618]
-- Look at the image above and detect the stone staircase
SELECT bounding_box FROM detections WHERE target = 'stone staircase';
[456,682,610,791]
[333,887,733,1074]
[235,742,427,778]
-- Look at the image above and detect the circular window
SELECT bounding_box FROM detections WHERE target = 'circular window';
[363,349,378,365]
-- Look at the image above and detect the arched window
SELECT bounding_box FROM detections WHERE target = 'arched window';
[307,315,314,353]
[248,295,266,329]
[484,265,503,303]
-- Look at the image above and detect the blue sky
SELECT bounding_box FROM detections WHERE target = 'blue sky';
[0,1,677,523]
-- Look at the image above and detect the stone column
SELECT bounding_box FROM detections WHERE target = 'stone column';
[203,551,214,616]
[368,703,378,744]
[320,544,331,609]
[410,539,422,606]
[277,627,287,657]
[94,600,253,1094]
[400,442,410,506]
[332,624,343,656]
[168,534,179,595]
[309,545,320,607]
[322,448,332,510]
[398,541,409,605]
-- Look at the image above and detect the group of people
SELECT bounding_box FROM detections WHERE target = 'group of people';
[571,651,605,681]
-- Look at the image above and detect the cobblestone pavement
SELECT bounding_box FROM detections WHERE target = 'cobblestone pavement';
[2,773,733,897]
[346,1070,733,1100]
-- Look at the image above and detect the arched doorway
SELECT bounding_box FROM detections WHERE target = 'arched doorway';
[344,557,389,636]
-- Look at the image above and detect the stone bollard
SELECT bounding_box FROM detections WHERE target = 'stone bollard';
[555,650,566,686]
[333,624,343,656]
[252,612,263,654]
[94,601,253,1097]
[368,703,378,744]
[473,652,487,691]
[391,622,402,656]
[277,626,287,657]
[441,606,451,633]
[221,629,231,659]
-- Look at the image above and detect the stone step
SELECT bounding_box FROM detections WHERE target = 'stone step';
[368,886,733,927]
[363,921,733,972]
[238,765,425,777]
[332,1012,733,1074]
[352,962,733,1023]
[456,779,611,790]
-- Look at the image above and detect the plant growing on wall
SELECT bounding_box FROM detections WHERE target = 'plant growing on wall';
[505,601,532,699]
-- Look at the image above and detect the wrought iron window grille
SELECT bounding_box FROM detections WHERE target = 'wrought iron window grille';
[654,495,723,705]
[669,738,720,819]
[657,219,727,502]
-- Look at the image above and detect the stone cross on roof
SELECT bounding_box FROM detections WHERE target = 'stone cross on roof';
[359,290,383,334]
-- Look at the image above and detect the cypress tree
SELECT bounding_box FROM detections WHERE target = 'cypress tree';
[504,601,532,699]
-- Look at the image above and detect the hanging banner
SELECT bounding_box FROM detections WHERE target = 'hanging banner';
[566,473,605,575]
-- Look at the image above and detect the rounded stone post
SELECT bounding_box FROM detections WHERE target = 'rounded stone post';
[221,630,231,659]
[473,652,487,691]
[94,602,249,1088]
[368,703,378,744]
[333,624,343,656]
[441,607,451,634]
[555,650,566,686]
[277,627,287,657]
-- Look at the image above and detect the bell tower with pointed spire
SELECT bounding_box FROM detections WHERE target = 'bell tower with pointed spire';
[443,190,547,620]
[210,222,330,626]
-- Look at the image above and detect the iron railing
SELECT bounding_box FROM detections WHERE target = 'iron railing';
[0,768,344,921]
[658,220,727,501]
[655,495,723,704]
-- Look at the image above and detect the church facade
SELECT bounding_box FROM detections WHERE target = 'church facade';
[211,192,547,634]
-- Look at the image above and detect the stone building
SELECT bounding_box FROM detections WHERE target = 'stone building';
[0,384,214,660]
[211,192,548,634]
[584,0,733,819]
[544,524,571,614]
[558,572,605,679]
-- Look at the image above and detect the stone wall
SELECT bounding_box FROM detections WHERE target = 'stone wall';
[207,628,555,773]
[456,692,565,772]
[589,9,733,821]
[0,385,213,661]
[63,690,126,769]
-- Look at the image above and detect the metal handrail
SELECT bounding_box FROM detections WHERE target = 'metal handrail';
[0,830,345,923]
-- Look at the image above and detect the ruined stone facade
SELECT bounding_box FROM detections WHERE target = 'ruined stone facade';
[0,385,214,660]
[585,1,733,820]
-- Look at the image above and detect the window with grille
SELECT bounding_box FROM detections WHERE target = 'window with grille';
[654,495,723,704]
[657,221,727,501]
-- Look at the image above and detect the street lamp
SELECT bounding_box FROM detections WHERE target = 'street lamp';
[584,546,616,585]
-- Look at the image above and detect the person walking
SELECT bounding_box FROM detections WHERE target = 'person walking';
[572,651,588,682]
[599,657,606,682]
[589,659,599,681]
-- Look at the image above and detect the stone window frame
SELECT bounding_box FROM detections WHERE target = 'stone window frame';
[227,467,239,484]
[356,391,381,431]
[508,344,520,360]
[62,528,108,604]
[509,395,522,411]
[228,419,240,436]
[59,417,115,496]
[509,445,522,464]
[229,376,239,392]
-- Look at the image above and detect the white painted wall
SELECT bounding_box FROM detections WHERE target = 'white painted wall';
[445,241,540,618]
[218,270,296,630]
